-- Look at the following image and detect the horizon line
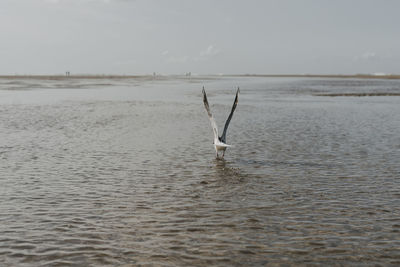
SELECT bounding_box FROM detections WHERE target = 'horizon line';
[0,73,399,80]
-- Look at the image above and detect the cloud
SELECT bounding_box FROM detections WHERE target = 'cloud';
[167,56,189,63]
[113,59,136,66]
[195,45,220,61]
[200,45,220,57]
[355,51,379,61]
[161,50,188,63]
[193,45,221,62]
[361,51,377,60]
[161,45,220,64]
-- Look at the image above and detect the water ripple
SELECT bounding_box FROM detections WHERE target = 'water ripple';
[0,77,399,265]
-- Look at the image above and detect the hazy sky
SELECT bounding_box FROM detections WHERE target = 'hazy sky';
[1,0,399,75]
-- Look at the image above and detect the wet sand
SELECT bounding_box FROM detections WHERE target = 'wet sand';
[0,76,399,266]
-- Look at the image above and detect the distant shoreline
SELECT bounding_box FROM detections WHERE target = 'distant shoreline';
[0,74,399,80]
[0,75,151,80]
[228,74,400,79]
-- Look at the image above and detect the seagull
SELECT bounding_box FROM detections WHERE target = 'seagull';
[202,86,240,159]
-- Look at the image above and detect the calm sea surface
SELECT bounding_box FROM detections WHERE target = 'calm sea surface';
[0,76,399,266]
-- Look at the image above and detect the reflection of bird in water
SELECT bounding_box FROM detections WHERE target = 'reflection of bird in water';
[202,86,240,159]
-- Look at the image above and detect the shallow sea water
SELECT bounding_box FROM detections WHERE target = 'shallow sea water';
[0,76,399,266]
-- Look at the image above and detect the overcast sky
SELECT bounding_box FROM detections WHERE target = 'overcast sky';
[1,0,399,75]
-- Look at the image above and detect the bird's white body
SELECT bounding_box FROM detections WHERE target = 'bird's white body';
[214,140,231,157]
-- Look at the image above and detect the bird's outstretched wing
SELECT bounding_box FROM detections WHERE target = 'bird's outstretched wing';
[220,87,240,143]
[202,87,219,141]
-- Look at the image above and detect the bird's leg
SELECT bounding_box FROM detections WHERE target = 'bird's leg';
[222,150,225,158]
[216,151,219,159]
